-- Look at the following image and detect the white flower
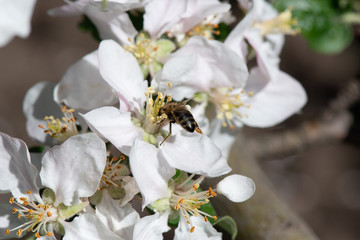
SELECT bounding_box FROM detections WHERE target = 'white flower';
[54,50,118,112]
[62,190,139,240]
[144,0,232,41]
[82,39,231,209]
[48,0,141,45]
[0,0,36,47]
[0,132,107,238]
[133,173,255,239]
[23,82,85,145]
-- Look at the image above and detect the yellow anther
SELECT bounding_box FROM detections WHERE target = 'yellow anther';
[5,229,10,235]
[19,197,27,202]
[16,229,23,236]
[120,155,126,160]
[192,184,199,191]
[28,209,34,214]
[190,226,195,233]
[46,232,54,236]
[35,232,41,238]
[9,197,14,204]
[47,211,52,217]
[26,191,32,194]
[12,208,18,213]
[248,91,254,96]
[17,214,21,219]
[203,216,208,222]
[213,216,218,221]
[167,81,172,88]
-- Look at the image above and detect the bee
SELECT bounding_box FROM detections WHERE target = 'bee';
[159,100,202,145]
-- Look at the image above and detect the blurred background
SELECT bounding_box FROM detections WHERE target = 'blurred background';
[0,1,360,239]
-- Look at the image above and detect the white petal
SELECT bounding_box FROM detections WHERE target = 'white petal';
[174,215,222,240]
[23,82,63,145]
[96,190,139,239]
[160,36,248,101]
[208,119,238,160]
[84,6,138,45]
[40,133,107,206]
[81,107,141,155]
[133,211,170,240]
[0,133,40,200]
[160,130,231,177]
[54,50,118,112]
[47,0,89,17]
[62,214,122,240]
[0,0,36,47]
[130,139,175,208]
[144,0,230,39]
[241,67,307,127]
[217,174,255,202]
[0,203,23,239]
[117,176,140,207]
[98,40,147,112]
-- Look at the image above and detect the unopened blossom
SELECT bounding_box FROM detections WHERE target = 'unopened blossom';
[0,132,107,238]
[0,0,36,47]
[82,39,231,209]
[133,173,255,239]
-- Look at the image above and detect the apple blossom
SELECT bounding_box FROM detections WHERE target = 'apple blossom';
[0,132,107,238]
[134,172,255,238]
[82,39,231,209]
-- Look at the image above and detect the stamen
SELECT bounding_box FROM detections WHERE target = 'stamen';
[39,106,78,143]
[253,8,300,36]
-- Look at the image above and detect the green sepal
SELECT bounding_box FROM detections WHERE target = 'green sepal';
[173,171,189,185]
[90,189,103,206]
[168,210,180,227]
[142,132,158,146]
[109,185,126,199]
[140,64,150,78]
[42,188,56,205]
[53,221,65,236]
[58,202,88,220]
[148,197,170,213]
[213,215,238,240]
[154,39,176,60]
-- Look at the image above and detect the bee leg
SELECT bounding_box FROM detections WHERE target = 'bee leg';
[160,122,172,146]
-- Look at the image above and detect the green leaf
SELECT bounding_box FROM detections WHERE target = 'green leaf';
[213,215,238,240]
[199,201,217,224]
[78,15,101,42]
[214,22,231,42]
[273,0,354,54]
[29,145,44,153]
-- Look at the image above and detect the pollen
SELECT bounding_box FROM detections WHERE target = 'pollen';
[124,33,158,66]
[39,106,78,143]
[6,191,58,238]
[253,8,300,37]
[170,175,218,233]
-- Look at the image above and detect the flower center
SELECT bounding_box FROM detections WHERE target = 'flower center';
[253,8,300,36]
[170,175,218,233]
[38,106,78,143]
[100,155,127,189]
[5,191,58,238]
[124,33,159,66]
[209,88,252,129]
[142,86,172,135]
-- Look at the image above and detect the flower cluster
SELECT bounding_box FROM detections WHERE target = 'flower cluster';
[0,0,306,239]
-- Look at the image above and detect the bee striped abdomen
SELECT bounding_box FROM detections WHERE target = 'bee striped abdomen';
[173,109,196,132]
